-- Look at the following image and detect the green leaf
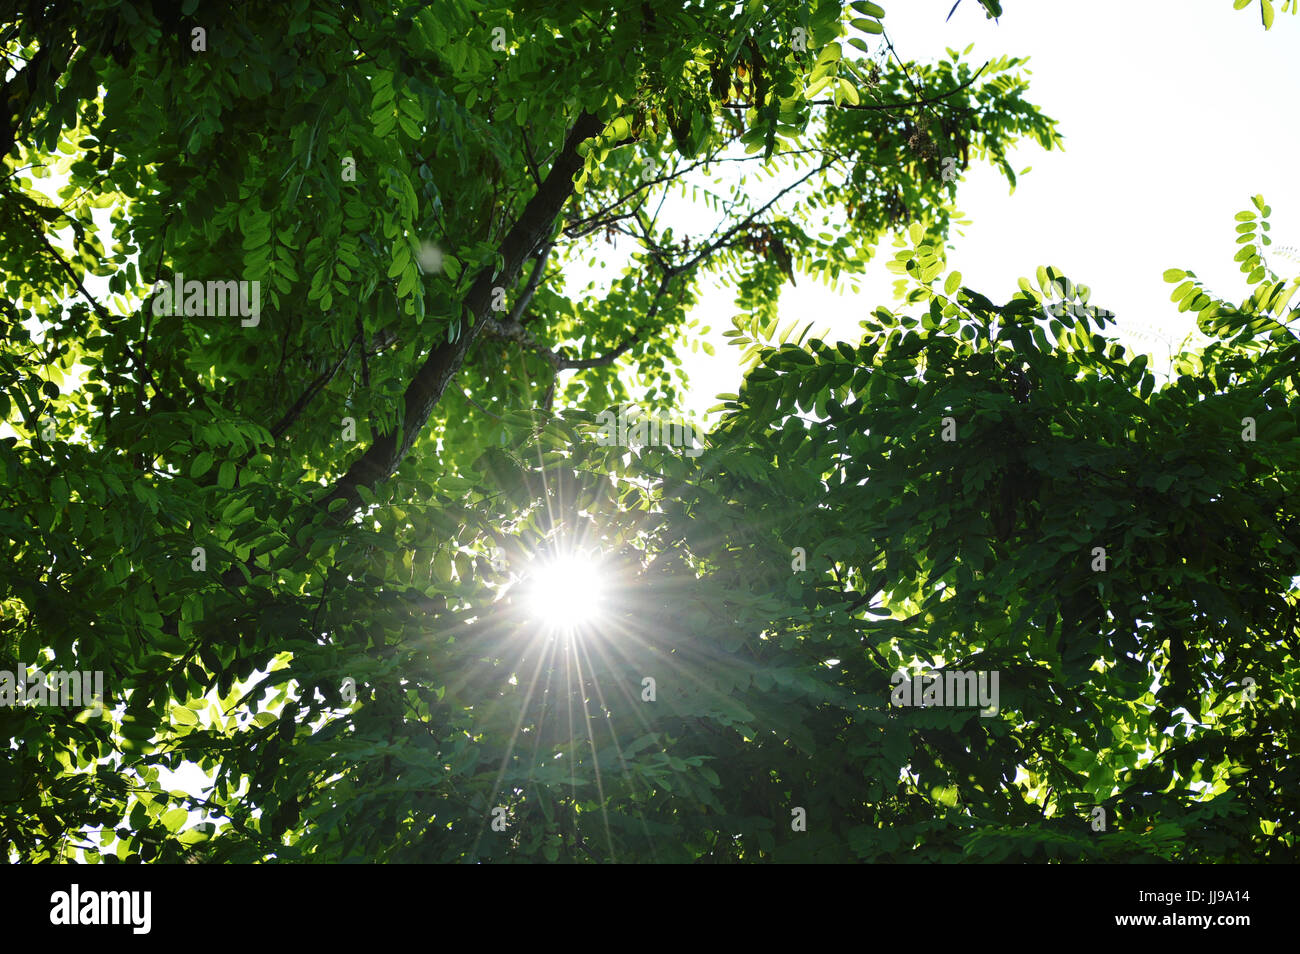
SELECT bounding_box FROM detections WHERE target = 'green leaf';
[852,17,885,34]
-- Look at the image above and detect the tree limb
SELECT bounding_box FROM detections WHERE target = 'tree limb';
[318,110,602,519]
[795,61,989,114]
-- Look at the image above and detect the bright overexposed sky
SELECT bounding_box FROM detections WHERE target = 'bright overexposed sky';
[567,0,1300,421]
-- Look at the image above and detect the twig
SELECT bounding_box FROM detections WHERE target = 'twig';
[806,60,988,113]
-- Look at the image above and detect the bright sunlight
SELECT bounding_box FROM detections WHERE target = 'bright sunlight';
[526,553,607,631]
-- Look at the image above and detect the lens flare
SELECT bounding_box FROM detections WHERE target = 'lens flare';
[527,554,605,630]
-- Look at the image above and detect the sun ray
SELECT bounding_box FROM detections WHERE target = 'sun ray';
[572,627,660,861]
[567,629,617,862]
[468,626,559,862]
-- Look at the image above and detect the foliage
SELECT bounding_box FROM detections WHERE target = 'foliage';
[1,1,1291,864]
[639,205,1299,861]
[1233,0,1298,30]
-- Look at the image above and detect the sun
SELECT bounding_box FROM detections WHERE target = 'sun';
[526,553,607,630]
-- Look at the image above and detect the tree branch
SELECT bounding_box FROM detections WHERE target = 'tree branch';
[507,242,552,326]
[482,314,640,372]
[318,110,603,519]
[268,333,359,440]
[797,61,989,113]
[19,201,165,407]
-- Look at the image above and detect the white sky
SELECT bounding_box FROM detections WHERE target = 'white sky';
[573,0,1300,421]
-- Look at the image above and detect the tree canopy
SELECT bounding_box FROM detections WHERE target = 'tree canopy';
[0,0,1296,863]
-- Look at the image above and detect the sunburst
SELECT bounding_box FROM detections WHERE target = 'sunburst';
[525,551,608,632]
